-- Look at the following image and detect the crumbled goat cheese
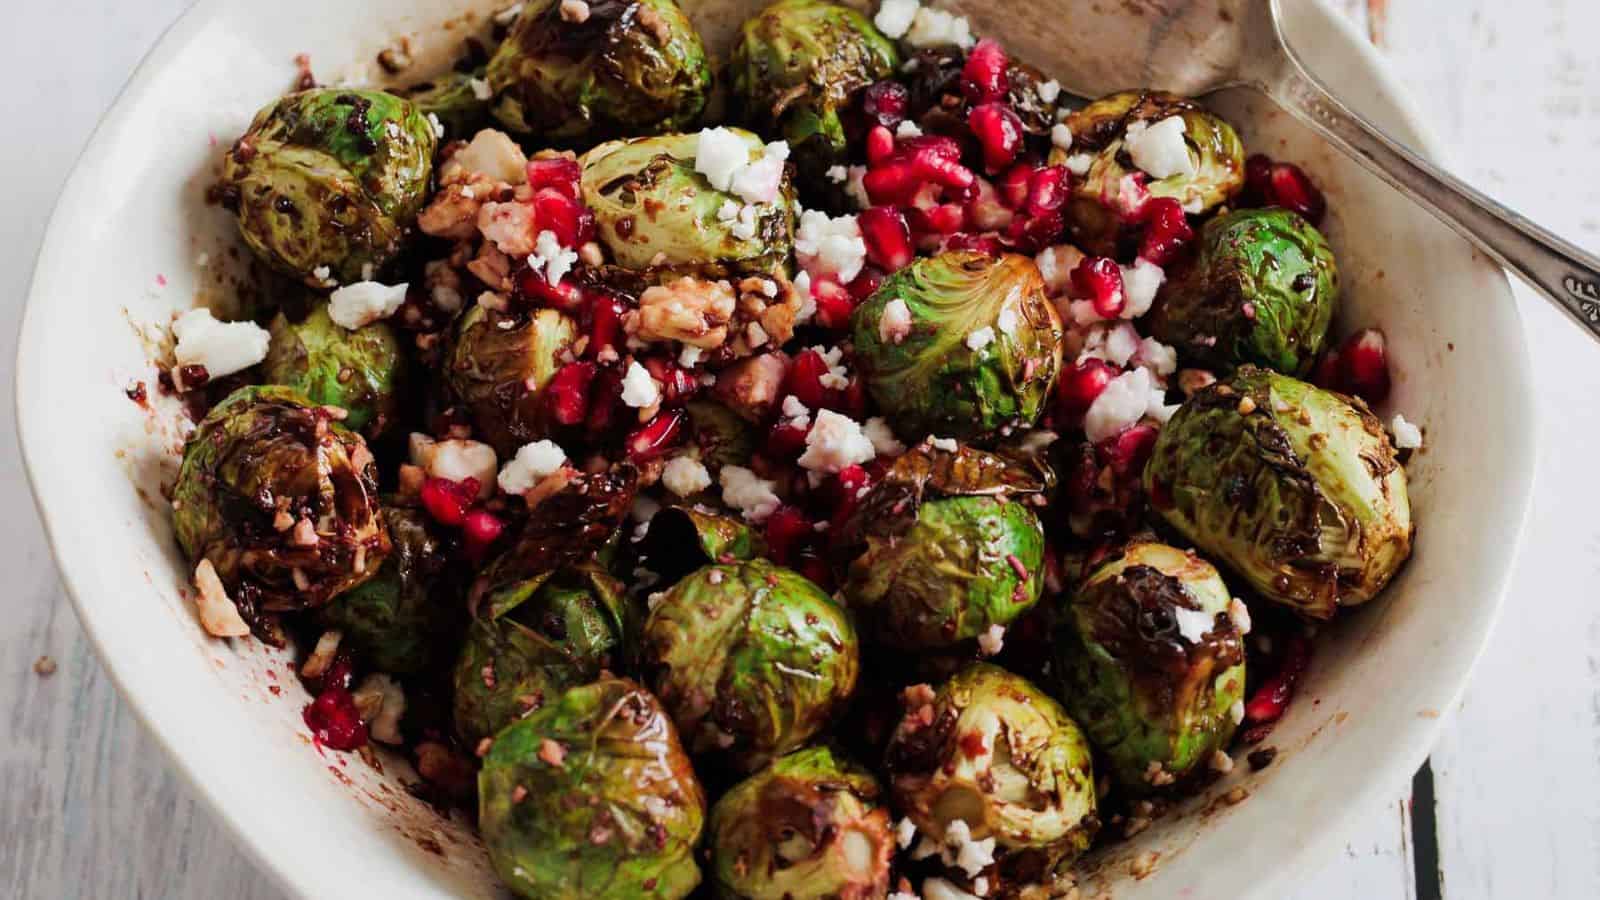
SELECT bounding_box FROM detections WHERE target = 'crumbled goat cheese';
[1173,605,1214,643]
[694,127,750,191]
[498,440,568,495]
[826,164,849,183]
[355,673,406,744]
[1064,152,1094,176]
[412,434,498,496]
[1229,597,1253,635]
[941,820,997,877]
[1391,413,1423,449]
[1037,79,1062,103]
[965,326,995,351]
[171,308,270,378]
[905,7,974,48]
[895,120,924,139]
[1080,320,1141,367]
[929,436,959,452]
[923,879,981,900]
[720,465,782,523]
[1146,384,1180,424]
[716,199,740,221]
[996,305,1020,337]
[529,230,579,285]
[620,361,662,408]
[428,113,445,139]
[494,3,524,25]
[782,394,811,425]
[1035,244,1084,297]
[844,165,872,210]
[661,456,712,497]
[793,270,817,323]
[312,265,334,284]
[469,77,493,100]
[977,624,1005,656]
[1229,699,1246,724]
[1084,368,1154,442]
[730,142,790,204]
[1137,336,1178,376]
[895,817,918,849]
[679,344,703,368]
[864,417,907,456]
[731,204,760,240]
[874,0,919,39]
[1124,116,1197,180]
[328,280,409,329]
[1120,257,1166,318]
[798,410,876,474]
[448,129,528,183]
[794,210,867,283]
[1051,122,1073,151]
[879,297,913,344]
[192,559,250,637]
[888,892,919,900]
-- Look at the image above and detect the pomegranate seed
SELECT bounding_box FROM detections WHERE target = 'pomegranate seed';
[1268,162,1327,226]
[515,266,583,311]
[961,39,1010,104]
[1241,635,1312,742]
[820,463,874,524]
[863,160,918,206]
[1057,359,1119,422]
[866,125,897,165]
[1244,154,1274,200]
[1105,172,1151,222]
[822,377,868,419]
[792,548,834,591]
[1025,166,1070,217]
[586,295,628,359]
[320,649,356,692]
[858,206,914,271]
[860,80,909,129]
[625,409,687,462]
[642,356,700,404]
[764,505,816,565]
[1004,210,1064,254]
[419,477,477,527]
[1071,257,1126,318]
[911,203,967,235]
[1096,424,1158,478]
[909,146,975,190]
[1060,441,1100,510]
[526,157,582,198]
[462,509,505,562]
[1137,197,1195,266]
[533,188,594,248]
[585,368,626,436]
[848,267,886,301]
[1323,328,1391,406]
[968,103,1024,173]
[767,422,810,460]
[812,277,858,330]
[998,164,1035,209]
[785,350,832,410]
[545,362,596,426]
[944,232,1003,255]
[304,687,368,751]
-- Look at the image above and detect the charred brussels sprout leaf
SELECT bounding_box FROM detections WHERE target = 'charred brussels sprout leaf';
[317,507,461,674]
[447,305,579,457]
[642,559,859,772]
[852,252,1063,441]
[479,678,706,900]
[1144,367,1413,619]
[838,442,1048,649]
[398,69,492,138]
[262,301,407,437]
[580,130,796,276]
[709,745,894,900]
[486,0,711,142]
[220,88,436,286]
[729,0,898,189]
[638,505,763,585]
[173,385,390,612]
[1149,208,1339,377]
[1052,542,1246,789]
[1058,90,1244,256]
[885,663,1098,877]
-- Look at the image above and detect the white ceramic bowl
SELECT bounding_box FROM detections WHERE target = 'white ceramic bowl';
[16,0,1536,897]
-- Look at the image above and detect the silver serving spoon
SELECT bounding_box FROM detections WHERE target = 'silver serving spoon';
[948,0,1600,340]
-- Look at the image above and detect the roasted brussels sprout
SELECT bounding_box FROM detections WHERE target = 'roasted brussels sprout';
[851,252,1063,441]
[708,745,894,900]
[453,565,630,745]
[686,398,757,471]
[399,69,492,138]
[638,505,762,585]
[1057,90,1244,256]
[885,663,1098,877]
[1052,542,1245,789]
[1145,367,1413,619]
[317,507,460,674]
[174,385,389,613]
[262,301,406,437]
[580,131,796,276]
[220,88,437,286]
[446,305,579,456]
[729,0,898,188]
[641,559,858,771]
[479,678,706,900]
[486,0,711,142]
[837,442,1049,649]
[1148,208,1339,377]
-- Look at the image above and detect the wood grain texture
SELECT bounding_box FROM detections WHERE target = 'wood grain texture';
[3,0,1594,898]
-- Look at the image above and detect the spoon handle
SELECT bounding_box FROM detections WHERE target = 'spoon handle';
[1266,51,1600,339]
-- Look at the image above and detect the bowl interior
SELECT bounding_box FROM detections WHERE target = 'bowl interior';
[16,0,1535,897]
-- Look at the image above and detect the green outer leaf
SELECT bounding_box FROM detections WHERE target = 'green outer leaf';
[399,69,492,139]
[479,678,705,900]
[263,301,407,436]
[708,745,893,900]
[639,505,763,587]
[642,560,859,772]
[447,306,579,457]
[686,399,757,472]
[1052,542,1246,789]
[1143,367,1413,619]
[1148,208,1339,377]
[851,251,1063,441]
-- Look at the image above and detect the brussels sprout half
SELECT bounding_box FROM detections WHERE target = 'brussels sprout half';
[399,69,492,139]
[263,301,407,437]
[852,252,1063,442]
[1148,208,1339,377]
[580,130,797,277]
[1052,542,1246,789]
[638,505,763,586]
[729,0,898,190]
[709,745,894,900]
[446,305,579,457]
[837,442,1049,649]
[221,88,437,286]
[487,0,711,142]
[885,663,1098,878]
[1145,367,1413,619]
[1057,90,1244,256]
[479,678,706,900]
[642,559,859,772]
[173,385,390,612]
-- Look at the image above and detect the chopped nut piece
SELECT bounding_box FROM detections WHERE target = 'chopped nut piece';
[633,277,737,348]
[192,559,251,638]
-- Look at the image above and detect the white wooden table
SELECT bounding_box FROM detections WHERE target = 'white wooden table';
[5,1,1598,896]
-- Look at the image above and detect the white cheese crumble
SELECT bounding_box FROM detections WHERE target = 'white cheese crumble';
[327,281,408,329]
[411,435,498,496]
[620,361,662,408]
[864,417,907,456]
[942,820,997,877]
[797,410,876,474]
[879,297,913,344]
[1229,597,1253,635]
[171,308,270,378]
[977,624,1005,656]
[895,120,924,139]
[965,326,995,351]
[929,436,959,452]
[679,344,703,368]
[1137,336,1178,376]
[720,465,782,523]
[1119,257,1166,318]
[694,127,750,191]
[529,229,579,285]
[449,129,528,184]
[905,6,974,49]
[1124,116,1197,180]
[729,141,790,204]
[1064,152,1094,176]
[1173,605,1214,644]
[1229,699,1246,724]
[1037,79,1062,103]
[844,165,871,210]
[996,305,1020,338]
[1050,122,1073,151]
[716,199,740,221]
[1080,321,1141,368]
[355,673,406,744]
[1391,413,1423,449]
[895,816,918,850]
[428,113,445,139]
[923,879,981,900]
[794,210,867,283]
[794,271,817,323]
[1084,368,1154,442]
[782,394,812,427]
[874,0,919,39]
[498,440,568,495]
[661,456,713,497]
[730,204,760,241]
[192,559,250,638]
[469,77,492,100]
[826,164,849,183]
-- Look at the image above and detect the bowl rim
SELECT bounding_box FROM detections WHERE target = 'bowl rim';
[13,1,1539,897]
